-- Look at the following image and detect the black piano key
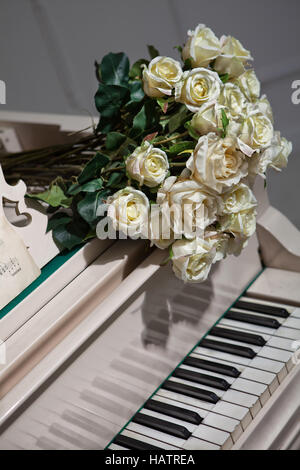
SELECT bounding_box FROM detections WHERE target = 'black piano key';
[235,300,289,318]
[210,326,266,346]
[200,338,256,359]
[226,310,281,329]
[145,399,202,425]
[132,412,191,440]
[162,380,220,404]
[173,367,230,391]
[183,356,240,378]
[113,433,163,450]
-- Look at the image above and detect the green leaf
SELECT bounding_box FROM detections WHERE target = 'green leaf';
[78,152,110,184]
[147,45,159,60]
[105,132,126,151]
[99,52,129,86]
[28,184,71,208]
[47,212,72,233]
[184,121,200,140]
[95,83,129,132]
[174,45,183,54]
[107,172,124,188]
[94,60,102,82]
[130,101,159,138]
[128,80,144,102]
[168,105,190,133]
[81,178,103,192]
[221,109,230,138]
[219,73,229,84]
[52,218,89,250]
[77,190,110,226]
[168,141,194,155]
[129,59,149,79]
[183,58,193,71]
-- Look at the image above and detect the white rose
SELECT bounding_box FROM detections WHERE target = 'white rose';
[234,70,260,102]
[126,141,169,188]
[221,207,257,238]
[214,36,253,78]
[255,95,273,123]
[238,110,274,156]
[249,131,292,177]
[142,56,182,98]
[108,187,149,238]
[220,183,257,215]
[172,237,216,283]
[157,176,220,239]
[190,102,223,135]
[219,82,247,118]
[186,133,248,194]
[175,68,222,113]
[182,24,221,67]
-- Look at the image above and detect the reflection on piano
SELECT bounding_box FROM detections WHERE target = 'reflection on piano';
[0,112,300,450]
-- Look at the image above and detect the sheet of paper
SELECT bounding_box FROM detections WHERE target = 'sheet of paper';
[0,214,40,310]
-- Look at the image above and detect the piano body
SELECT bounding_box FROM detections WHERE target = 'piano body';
[0,112,300,451]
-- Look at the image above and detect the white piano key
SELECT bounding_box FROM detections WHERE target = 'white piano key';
[140,407,233,449]
[219,318,276,336]
[192,425,233,449]
[195,346,287,381]
[194,346,252,366]
[211,401,252,430]
[181,437,220,450]
[205,334,261,353]
[274,326,300,340]
[107,443,129,450]
[140,408,197,434]
[267,336,298,351]
[283,317,300,329]
[250,357,287,383]
[202,412,243,443]
[258,346,293,365]
[167,376,260,419]
[157,388,216,412]
[121,429,180,449]
[189,352,279,394]
[230,308,284,325]
[179,363,269,404]
[231,378,270,405]
[126,421,187,448]
[205,333,292,373]
[149,394,243,440]
[240,297,300,319]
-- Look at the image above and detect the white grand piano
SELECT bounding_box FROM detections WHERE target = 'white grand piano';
[0,112,300,451]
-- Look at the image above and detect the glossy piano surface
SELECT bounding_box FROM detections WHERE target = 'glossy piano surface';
[0,112,300,450]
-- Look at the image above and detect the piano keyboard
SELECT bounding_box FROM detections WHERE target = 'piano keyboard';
[108,296,300,450]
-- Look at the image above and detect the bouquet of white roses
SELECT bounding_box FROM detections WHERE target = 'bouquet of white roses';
[1,23,292,284]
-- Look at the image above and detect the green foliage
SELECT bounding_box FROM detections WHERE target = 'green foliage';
[219,73,229,84]
[28,184,71,208]
[130,100,159,138]
[129,59,149,79]
[168,105,190,133]
[78,152,110,184]
[99,52,130,86]
[184,121,200,140]
[221,109,230,138]
[147,45,159,60]
[77,190,110,226]
[168,141,195,155]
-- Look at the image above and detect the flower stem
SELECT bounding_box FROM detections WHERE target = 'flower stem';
[156,131,189,146]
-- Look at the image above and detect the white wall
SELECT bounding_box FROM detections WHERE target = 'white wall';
[1,0,300,226]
